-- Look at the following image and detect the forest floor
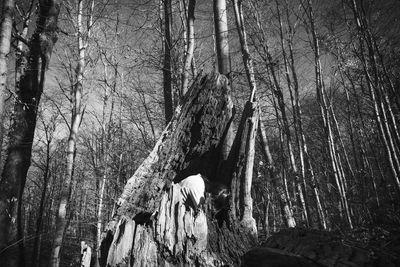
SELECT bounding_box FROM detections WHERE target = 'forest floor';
[245,225,400,267]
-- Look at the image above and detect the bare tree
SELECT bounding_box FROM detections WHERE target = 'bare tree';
[305,0,353,228]
[50,0,94,266]
[31,110,58,267]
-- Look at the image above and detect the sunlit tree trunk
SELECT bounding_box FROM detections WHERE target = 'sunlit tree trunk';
[349,0,400,194]
[258,118,296,228]
[0,0,14,157]
[213,0,233,177]
[306,0,353,228]
[251,2,308,226]
[280,0,326,228]
[231,0,259,232]
[96,46,117,267]
[213,0,230,76]
[275,1,314,227]
[50,1,93,266]
[181,0,196,96]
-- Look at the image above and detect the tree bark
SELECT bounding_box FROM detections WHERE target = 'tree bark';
[213,0,233,182]
[213,0,230,76]
[100,73,257,266]
[229,101,258,234]
[0,1,60,264]
[181,0,196,96]
[0,0,14,158]
[163,0,174,124]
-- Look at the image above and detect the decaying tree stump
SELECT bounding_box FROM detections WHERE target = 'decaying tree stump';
[99,73,258,267]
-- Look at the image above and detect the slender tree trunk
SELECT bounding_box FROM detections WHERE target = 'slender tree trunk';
[349,0,400,194]
[306,0,353,228]
[32,122,53,267]
[251,2,309,226]
[50,0,90,265]
[0,1,60,264]
[96,173,106,267]
[163,0,173,124]
[258,117,296,228]
[276,1,313,227]
[96,50,117,267]
[181,0,196,96]
[282,1,326,228]
[230,0,260,233]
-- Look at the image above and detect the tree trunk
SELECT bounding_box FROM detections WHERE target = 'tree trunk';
[306,0,352,228]
[100,73,257,266]
[251,3,309,226]
[258,117,296,228]
[213,0,233,182]
[50,0,90,265]
[0,1,60,264]
[32,126,53,267]
[181,0,196,96]
[213,0,230,76]
[349,0,400,194]
[163,0,173,124]
[229,101,258,234]
[0,0,14,157]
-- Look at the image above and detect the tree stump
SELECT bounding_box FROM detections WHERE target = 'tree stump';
[99,73,258,266]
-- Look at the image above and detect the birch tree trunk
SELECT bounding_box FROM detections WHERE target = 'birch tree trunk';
[231,0,259,233]
[281,0,328,228]
[349,0,400,195]
[213,0,230,76]
[258,118,296,228]
[50,0,93,266]
[306,0,353,228]
[213,0,233,178]
[0,0,14,156]
[0,1,60,264]
[181,0,196,96]
[251,1,309,226]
